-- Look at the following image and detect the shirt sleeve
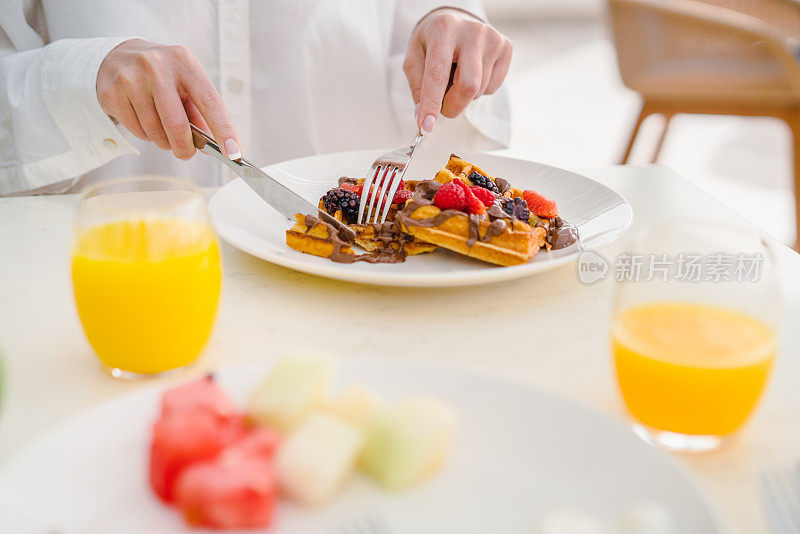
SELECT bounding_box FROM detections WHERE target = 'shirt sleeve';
[0,34,140,195]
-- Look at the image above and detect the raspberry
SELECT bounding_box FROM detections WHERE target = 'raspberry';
[470,186,494,207]
[523,189,558,218]
[321,188,360,224]
[452,179,486,215]
[502,197,530,221]
[393,188,413,205]
[467,171,499,193]
[432,182,467,211]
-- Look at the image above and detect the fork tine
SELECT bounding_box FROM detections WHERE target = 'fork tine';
[358,164,381,223]
[371,165,398,224]
[365,165,391,223]
[359,132,425,224]
[378,164,408,224]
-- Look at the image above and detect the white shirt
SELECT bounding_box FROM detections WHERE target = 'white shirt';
[0,0,510,196]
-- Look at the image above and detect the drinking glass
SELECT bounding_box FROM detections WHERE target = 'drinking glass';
[71,176,222,379]
[611,221,778,452]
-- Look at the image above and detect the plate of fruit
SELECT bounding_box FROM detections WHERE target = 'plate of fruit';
[208,149,632,286]
[1,355,721,533]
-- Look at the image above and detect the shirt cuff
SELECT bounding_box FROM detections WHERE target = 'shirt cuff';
[40,37,140,178]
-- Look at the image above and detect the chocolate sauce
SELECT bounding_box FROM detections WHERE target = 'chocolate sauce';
[302,214,411,264]
[535,216,579,250]
[303,215,356,263]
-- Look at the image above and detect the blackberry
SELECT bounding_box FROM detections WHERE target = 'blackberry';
[467,171,499,193]
[502,197,530,222]
[322,188,360,224]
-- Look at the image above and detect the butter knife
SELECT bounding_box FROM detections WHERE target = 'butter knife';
[190,124,354,240]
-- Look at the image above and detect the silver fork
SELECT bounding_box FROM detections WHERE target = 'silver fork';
[357,132,425,224]
[336,513,393,534]
[758,464,800,533]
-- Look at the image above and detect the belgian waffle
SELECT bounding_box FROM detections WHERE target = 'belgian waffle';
[286,156,578,266]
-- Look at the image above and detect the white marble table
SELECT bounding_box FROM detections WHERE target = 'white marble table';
[0,164,798,533]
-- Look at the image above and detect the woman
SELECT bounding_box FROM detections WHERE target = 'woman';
[0,1,512,195]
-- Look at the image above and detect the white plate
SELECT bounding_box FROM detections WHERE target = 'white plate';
[2,359,720,534]
[208,150,632,286]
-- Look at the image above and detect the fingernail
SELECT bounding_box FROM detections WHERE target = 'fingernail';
[421,114,436,136]
[224,138,241,160]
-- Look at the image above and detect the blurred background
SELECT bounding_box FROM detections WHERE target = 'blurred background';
[484,0,798,247]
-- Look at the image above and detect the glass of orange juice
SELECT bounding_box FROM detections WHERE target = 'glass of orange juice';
[71,177,222,379]
[611,221,778,452]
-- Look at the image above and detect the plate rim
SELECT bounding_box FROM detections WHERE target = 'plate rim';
[208,150,633,287]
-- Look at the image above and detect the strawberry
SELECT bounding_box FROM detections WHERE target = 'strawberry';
[452,179,486,215]
[523,189,558,218]
[470,186,495,208]
[432,182,467,211]
[339,182,360,194]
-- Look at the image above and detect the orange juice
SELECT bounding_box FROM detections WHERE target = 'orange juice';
[612,302,775,436]
[72,218,221,375]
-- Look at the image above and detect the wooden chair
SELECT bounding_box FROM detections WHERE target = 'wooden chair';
[608,0,800,247]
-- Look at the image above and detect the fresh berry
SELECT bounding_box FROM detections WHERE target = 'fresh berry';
[452,179,486,215]
[321,188,360,224]
[467,171,499,193]
[523,189,558,218]
[465,194,486,215]
[393,188,413,205]
[432,182,467,211]
[339,182,360,194]
[470,186,495,207]
[502,197,530,221]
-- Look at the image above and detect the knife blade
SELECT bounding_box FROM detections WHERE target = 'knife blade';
[190,124,355,240]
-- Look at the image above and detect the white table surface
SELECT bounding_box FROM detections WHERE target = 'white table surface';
[0,164,798,534]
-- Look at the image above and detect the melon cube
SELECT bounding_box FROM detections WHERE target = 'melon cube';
[248,354,332,432]
[325,386,381,429]
[275,413,363,506]
[359,397,455,490]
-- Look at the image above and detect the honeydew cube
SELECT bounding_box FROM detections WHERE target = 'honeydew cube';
[325,386,382,429]
[247,354,332,432]
[359,397,456,490]
[275,413,363,506]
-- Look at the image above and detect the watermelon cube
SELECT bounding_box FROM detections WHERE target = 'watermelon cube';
[149,411,246,503]
[359,397,456,490]
[160,374,239,420]
[275,413,363,506]
[175,456,276,529]
[221,427,280,463]
[247,354,332,432]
